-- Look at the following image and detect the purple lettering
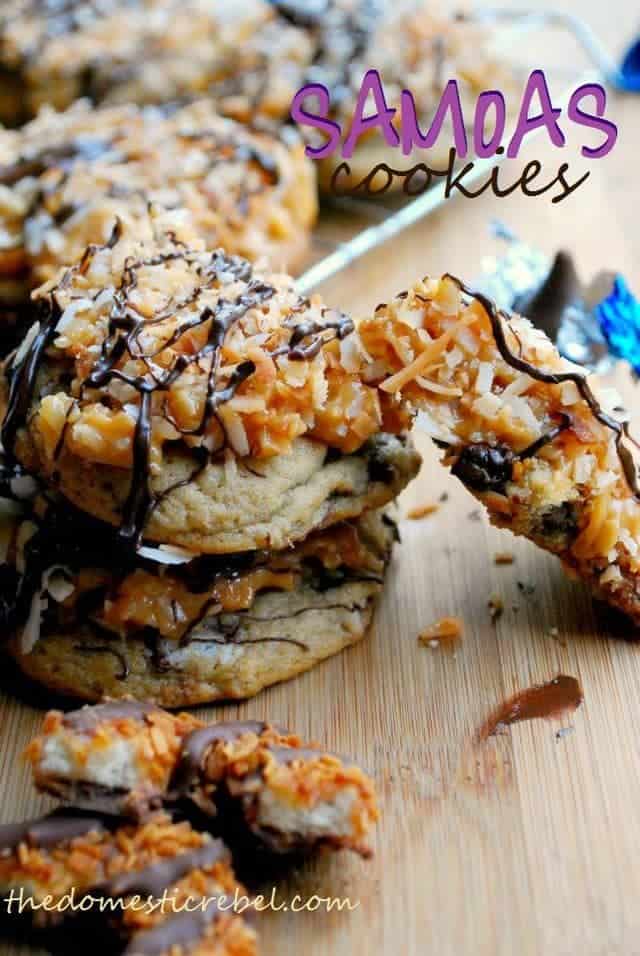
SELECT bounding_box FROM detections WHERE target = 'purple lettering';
[473,90,506,158]
[341,69,399,159]
[400,80,468,158]
[507,70,565,158]
[567,83,618,159]
[290,84,342,160]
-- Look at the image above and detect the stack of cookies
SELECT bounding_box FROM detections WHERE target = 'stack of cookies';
[0,214,420,706]
[2,202,640,706]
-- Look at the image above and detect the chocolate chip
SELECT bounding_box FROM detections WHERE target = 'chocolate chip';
[451,443,514,493]
[536,502,578,540]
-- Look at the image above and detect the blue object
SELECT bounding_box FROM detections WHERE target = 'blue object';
[595,276,640,373]
[619,38,640,92]
[480,223,640,375]
[480,10,640,94]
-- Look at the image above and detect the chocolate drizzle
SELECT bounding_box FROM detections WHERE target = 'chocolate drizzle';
[446,276,640,500]
[284,313,354,360]
[1,299,61,457]
[1,228,363,549]
[74,643,130,680]
[0,138,112,187]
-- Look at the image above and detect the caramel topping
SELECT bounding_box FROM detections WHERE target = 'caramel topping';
[100,567,297,641]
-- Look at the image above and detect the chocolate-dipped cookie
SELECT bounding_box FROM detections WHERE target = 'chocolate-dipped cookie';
[27,704,379,857]
[0,809,256,954]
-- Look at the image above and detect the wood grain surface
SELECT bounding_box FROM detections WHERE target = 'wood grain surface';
[1,2,639,955]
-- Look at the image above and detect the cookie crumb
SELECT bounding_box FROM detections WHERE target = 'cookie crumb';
[418,616,463,648]
[548,626,567,646]
[488,593,504,621]
[555,726,574,740]
[439,491,449,502]
[407,502,439,520]
[468,509,482,522]
[494,551,514,565]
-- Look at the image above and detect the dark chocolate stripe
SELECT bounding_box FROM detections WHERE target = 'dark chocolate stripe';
[179,721,274,773]
[123,900,224,956]
[1,299,61,458]
[97,839,229,901]
[0,138,112,186]
[170,720,286,797]
[0,811,106,854]
[62,699,157,732]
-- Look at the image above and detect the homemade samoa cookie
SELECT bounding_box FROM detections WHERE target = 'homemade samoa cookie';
[0,98,317,314]
[0,0,379,127]
[5,502,396,704]
[0,810,257,954]
[27,703,379,857]
[0,222,419,553]
[353,274,640,625]
[0,0,310,126]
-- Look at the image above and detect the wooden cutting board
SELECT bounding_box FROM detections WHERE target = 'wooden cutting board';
[1,3,639,953]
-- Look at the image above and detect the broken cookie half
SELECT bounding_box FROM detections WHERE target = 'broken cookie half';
[354,273,640,624]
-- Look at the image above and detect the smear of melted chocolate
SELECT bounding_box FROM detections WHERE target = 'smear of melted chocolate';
[447,276,640,500]
[74,643,130,680]
[476,675,583,741]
